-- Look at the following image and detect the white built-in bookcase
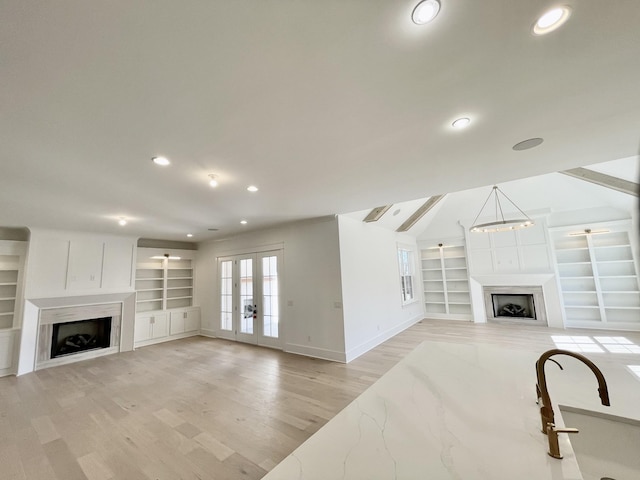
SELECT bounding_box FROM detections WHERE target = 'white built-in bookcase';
[551,221,640,329]
[421,241,472,320]
[135,255,194,313]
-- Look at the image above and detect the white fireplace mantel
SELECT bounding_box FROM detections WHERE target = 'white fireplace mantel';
[468,274,564,328]
[17,292,136,375]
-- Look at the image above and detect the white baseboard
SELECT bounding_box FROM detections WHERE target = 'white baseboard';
[198,328,217,338]
[345,314,423,363]
[284,343,346,363]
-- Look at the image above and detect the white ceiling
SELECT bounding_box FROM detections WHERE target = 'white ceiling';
[2,1,639,242]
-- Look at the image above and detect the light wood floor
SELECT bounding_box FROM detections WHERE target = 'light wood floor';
[2,319,640,480]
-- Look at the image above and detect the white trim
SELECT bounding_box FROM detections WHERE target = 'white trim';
[215,243,284,258]
[199,328,217,338]
[345,314,422,363]
[284,343,346,363]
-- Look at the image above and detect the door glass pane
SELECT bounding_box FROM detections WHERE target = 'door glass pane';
[220,260,233,331]
[240,258,254,334]
[262,255,279,338]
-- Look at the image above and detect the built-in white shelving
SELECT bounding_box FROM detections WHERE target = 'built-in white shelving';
[135,258,193,313]
[0,241,27,377]
[552,223,640,329]
[421,243,472,320]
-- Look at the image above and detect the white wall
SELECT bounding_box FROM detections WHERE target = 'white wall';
[195,216,347,362]
[338,215,424,362]
[25,229,137,299]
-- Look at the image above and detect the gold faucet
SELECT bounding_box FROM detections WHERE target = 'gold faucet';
[535,349,610,459]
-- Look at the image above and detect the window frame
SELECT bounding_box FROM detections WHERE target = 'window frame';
[397,244,417,306]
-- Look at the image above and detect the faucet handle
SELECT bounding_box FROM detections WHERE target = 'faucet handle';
[546,423,579,459]
[551,426,579,434]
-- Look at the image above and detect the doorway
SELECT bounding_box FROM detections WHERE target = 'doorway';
[217,250,282,348]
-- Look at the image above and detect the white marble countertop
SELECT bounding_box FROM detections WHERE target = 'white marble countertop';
[263,340,640,480]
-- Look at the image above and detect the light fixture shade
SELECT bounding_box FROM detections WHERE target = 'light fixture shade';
[469,186,534,233]
[412,0,441,25]
[533,6,571,35]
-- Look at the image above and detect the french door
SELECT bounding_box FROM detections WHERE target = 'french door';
[218,250,282,348]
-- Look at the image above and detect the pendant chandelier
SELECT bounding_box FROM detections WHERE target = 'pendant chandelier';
[469,185,534,233]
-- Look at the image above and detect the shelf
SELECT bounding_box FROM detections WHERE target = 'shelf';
[596,259,634,264]
[599,275,637,279]
[0,312,13,317]
[136,256,194,313]
[604,306,640,310]
[559,276,594,279]
[565,305,600,309]
[421,244,470,320]
[0,297,16,301]
[556,261,591,266]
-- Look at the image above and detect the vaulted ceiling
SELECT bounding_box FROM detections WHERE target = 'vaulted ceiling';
[2,1,639,241]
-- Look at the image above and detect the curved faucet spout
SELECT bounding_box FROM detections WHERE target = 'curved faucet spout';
[535,349,610,434]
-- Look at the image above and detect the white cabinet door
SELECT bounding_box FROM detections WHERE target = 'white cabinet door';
[151,312,168,339]
[0,332,14,370]
[185,309,200,332]
[134,315,152,343]
[169,311,185,335]
[67,240,104,290]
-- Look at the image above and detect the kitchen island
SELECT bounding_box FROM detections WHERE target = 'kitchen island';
[262,340,640,479]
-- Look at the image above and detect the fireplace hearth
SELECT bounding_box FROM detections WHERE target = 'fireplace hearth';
[483,286,547,325]
[37,302,122,369]
[51,317,112,358]
[492,294,536,319]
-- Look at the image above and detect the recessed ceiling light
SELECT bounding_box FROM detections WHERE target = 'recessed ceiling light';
[247,185,258,192]
[187,233,193,238]
[240,220,248,225]
[452,117,471,129]
[512,137,544,151]
[533,6,571,35]
[152,156,170,166]
[118,218,127,226]
[208,174,218,187]
[412,0,441,25]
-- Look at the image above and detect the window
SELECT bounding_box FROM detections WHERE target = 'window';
[398,247,416,305]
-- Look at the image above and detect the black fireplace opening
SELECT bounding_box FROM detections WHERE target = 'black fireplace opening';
[51,317,112,359]
[491,294,536,320]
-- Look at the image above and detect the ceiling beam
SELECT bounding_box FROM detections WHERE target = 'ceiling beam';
[396,194,446,232]
[363,205,393,223]
[560,167,639,197]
